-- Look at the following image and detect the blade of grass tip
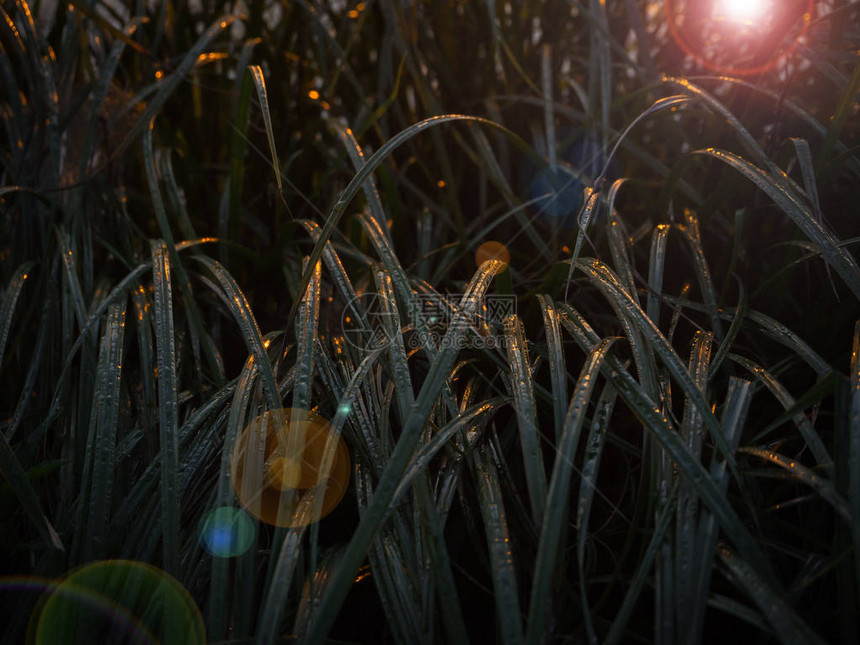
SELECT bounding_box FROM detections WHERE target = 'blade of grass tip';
[193,256,281,410]
[248,65,282,204]
[605,483,677,645]
[647,224,670,325]
[695,148,860,301]
[663,77,769,168]
[84,301,126,562]
[472,442,524,645]
[687,377,752,644]
[739,447,850,522]
[287,114,525,326]
[503,314,547,525]
[305,260,507,644]
[675,331,713,637]
[716,543,826,644]
[576,381,618,643]
[679,209,723,341]
[730,354,833,477]
[526,336,617,645]
[555,301,777,586]
[851,321,860,593]
[0,261,35,373]
[537,295,568,443]
[151,240,181,577]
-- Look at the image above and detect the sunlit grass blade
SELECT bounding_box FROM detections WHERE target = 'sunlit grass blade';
[151,240,181,577]
[84,301,126,562]
[687,377,752,644]
[536,295,568,443]
[739,447,850,522]
[503,314,547,524]
[679,209,723,340]
[675,330,712,636]
[0,261,34,373]
[526,336,616,644]
[730,354,833,475]
[193,255,281,410]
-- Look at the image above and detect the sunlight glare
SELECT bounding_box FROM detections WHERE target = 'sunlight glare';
[715,0,770,23]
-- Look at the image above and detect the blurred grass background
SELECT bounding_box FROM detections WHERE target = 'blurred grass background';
[1,0,860,642]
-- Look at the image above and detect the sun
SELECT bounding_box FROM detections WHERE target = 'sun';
[714,0,770,23]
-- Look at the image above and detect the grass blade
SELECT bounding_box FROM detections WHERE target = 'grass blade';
[525,336,616,644]
[151,240,180,577]
[503,314,547,524]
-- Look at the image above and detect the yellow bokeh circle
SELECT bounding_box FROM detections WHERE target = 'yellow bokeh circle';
[230,408,350,527]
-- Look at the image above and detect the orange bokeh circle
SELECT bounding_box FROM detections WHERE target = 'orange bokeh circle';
[475,241,511,270]
[664,0,815,76]
[230,408,350,527]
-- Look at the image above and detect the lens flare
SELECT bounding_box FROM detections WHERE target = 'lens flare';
[198,507,255,558]
[475,241,510,270]
[230,408,350,527]
[714,0,769,23]
[30,560,204,645]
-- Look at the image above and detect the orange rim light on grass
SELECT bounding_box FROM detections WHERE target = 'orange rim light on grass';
[230,408,350,527]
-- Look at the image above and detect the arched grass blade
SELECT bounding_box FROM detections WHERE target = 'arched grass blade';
[695,148,860,301]
[193,256,281,410]
[731,354,833,476]
[739,447,850,522]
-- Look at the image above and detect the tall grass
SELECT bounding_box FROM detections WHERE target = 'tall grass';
[1,0,859,643]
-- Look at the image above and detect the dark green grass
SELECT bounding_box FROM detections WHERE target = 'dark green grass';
[2,0,860,643]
